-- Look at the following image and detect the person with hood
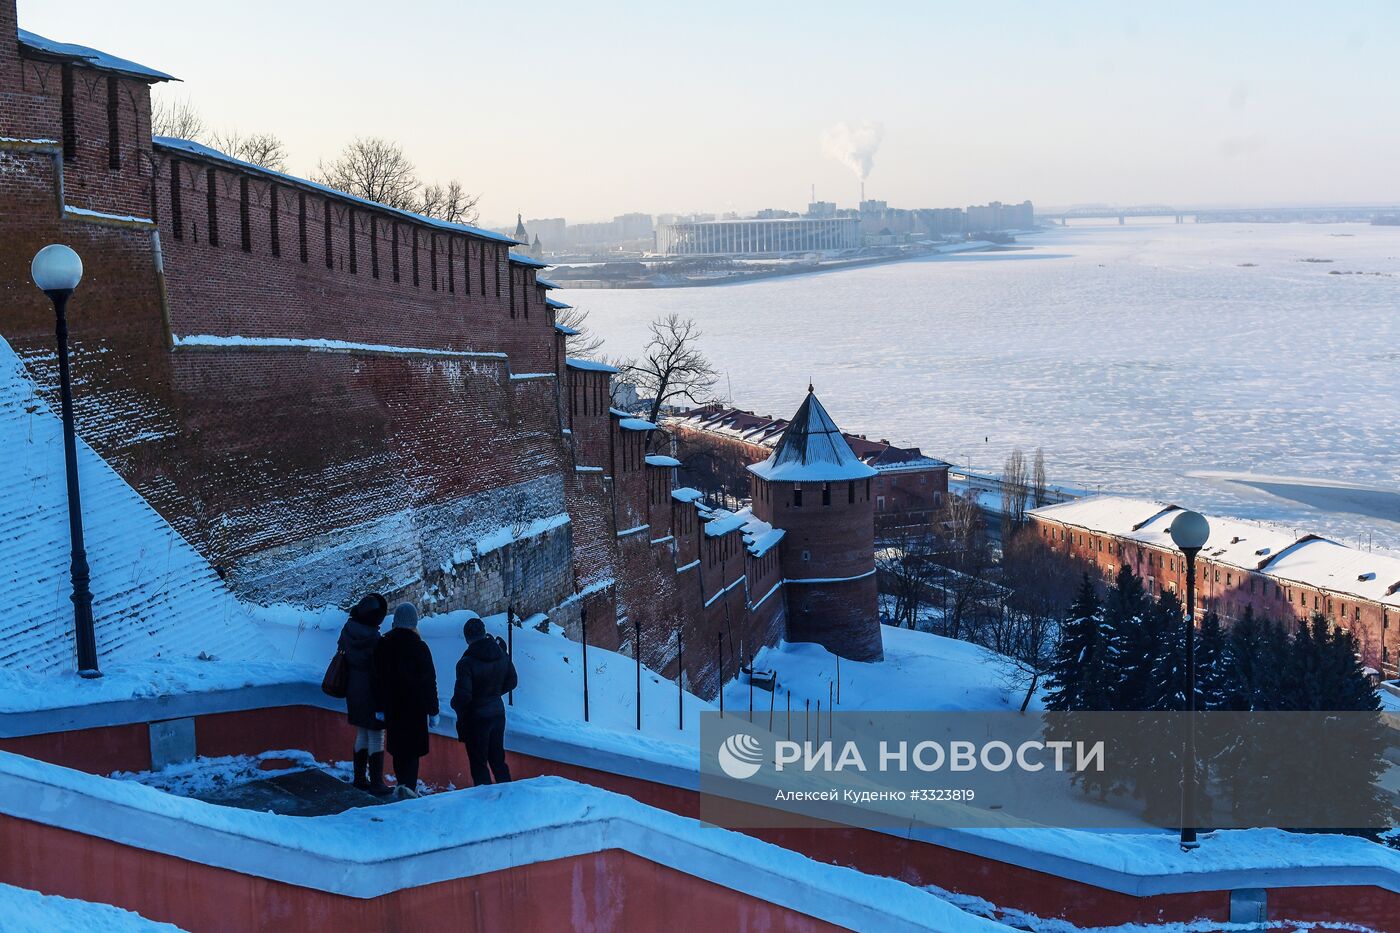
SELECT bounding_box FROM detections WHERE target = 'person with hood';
[451,612,518,785]
[339,593,392,795]
[373,603,439,798]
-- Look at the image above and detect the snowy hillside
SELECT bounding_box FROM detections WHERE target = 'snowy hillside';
[0,337,271,674]
[726,624,1037,714]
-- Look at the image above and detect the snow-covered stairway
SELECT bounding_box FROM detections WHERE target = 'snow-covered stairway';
[1,336,270,673]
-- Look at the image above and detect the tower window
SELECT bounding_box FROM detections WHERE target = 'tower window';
[793,486,803,507]
[392,225,400,282]
[324,207,333,269]
[822,483,831,506]
[848,482,854,504]
[348,210,357,273]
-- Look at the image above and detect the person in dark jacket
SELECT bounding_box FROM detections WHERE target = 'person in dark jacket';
[339,593,391,795]
[451,612,518,786]
[373,603,439,799]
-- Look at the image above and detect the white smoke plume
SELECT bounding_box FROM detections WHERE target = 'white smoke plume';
[821,121,884,182]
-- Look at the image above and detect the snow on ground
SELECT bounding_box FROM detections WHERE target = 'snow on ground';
[255,604,713,747]
[0,881,185,933]
[111,749,358,797]
[726,623,1034,714]
[0,656,315,714]
[574,223,1400,551]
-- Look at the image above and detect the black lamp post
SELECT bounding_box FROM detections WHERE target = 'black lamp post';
[31,244,100,679]
[1168,508,1209,850]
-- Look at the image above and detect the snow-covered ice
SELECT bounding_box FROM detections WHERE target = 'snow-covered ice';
[574,223,1400,551]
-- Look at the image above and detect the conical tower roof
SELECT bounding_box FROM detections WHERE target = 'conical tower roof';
[514,213,528,241]
[747,389,877,483]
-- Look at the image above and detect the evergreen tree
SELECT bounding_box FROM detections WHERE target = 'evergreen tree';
[1045,574,1113,711]
[1196,609,1227,712]
[1103,565,1159,712]
[1135,590,1192,822]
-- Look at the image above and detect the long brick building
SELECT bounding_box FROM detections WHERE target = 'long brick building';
[0,7,880,687]
[1030,496,1400,677]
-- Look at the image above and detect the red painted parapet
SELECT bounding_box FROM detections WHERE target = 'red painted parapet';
[0,816,844,933]
[6,702,1398,930]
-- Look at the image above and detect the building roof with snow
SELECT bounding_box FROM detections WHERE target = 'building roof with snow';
[17,29,176,82]
[566,357,620,374]
[1030,495,1400,610]
[747,390,879,483]
[153,137,518,245]
[668,402,947,475]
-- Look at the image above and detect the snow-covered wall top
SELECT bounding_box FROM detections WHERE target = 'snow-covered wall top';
[0,338,271,674]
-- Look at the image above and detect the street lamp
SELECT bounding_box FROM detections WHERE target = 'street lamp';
[1168,508,1209,850]
[31,244,101,679]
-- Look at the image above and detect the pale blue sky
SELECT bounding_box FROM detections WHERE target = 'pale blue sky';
[19,1,1399,224]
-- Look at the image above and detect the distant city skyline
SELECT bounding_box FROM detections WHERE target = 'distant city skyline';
[18,0,1400,224]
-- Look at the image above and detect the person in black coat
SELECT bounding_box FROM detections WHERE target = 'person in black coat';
[338,593,391,795]
[373,603,439,798]
[451,612,518,786]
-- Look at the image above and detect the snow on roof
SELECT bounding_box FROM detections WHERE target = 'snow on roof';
[1031,495,1400,609]
[696,504,785,555]
[645,455,681,468]
[672,487,705,504]
[747,391,877,483]
[535,277,561,289]
[553,323,580,336]
[566,357,620,374]
[0,338,271,674]
[153,137,516,244]
[546,297,572,310]
[17,29,176,82]
[1264,538,1400,609]
[617,417,657,432]
[508,252,548,268]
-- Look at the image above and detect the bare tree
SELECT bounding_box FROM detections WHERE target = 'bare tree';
[151,94,205,140]
[1032,447,1049,509]
[994,529,1079,710]
[623,314,718,425]
[554,304,605,359]
[315,137,421,211]
[931,491,996,642]
[875,522,942,630]
[1000,448,1031,534]
[209,129,289,172]
[419,179,481,226]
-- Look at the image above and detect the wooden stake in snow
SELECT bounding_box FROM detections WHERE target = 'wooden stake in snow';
[635,615,642,731]
[768,679,776,731]
[677,624,684,731]
[507,606,515,707]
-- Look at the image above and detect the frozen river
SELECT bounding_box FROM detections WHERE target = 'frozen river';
[565,223,1400,551]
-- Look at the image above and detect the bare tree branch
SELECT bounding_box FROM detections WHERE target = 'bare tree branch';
[419,179,481,226]
[554,304,606,359]
[208,129,289,172]
[315,137,421,210]
[151,94,205,140]
[622,314,719,425]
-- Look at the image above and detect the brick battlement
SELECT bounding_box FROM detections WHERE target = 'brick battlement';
[0,6,878,696]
